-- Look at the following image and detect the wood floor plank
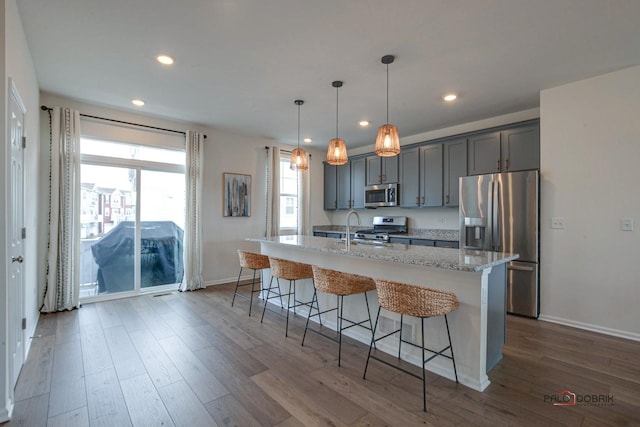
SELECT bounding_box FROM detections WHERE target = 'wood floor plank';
[54,309,80,345]
[157,335,229,404]
[193,345,290,425]
[157,380,218,427]
[115,299,149,333]
[77,302,100,326]
[47,406,90,427]
[103,325,147,380]
[5,393,49,427]
[79,321,113,376]
[204,394,263,427]
[13,335,55,402]
[128,329,183,389]
[34,313,57,337]
[161,311,210,351]
[85,368,132,427]
[48,340,87,418]
[96,300,124,329]
[120,374,175,427]
[129,298,176,341]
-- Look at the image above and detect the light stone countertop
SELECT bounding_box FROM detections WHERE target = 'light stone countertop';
[312,225,459,241]
[249,235,518,273]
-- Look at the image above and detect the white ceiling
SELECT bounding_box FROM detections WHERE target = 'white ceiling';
[17,0,640,149]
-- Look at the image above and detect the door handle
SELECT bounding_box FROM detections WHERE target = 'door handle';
[12,255,23,263]
[445,195,450,205]
[504,159,509,170]
[496,160,500,170]
[508,264,534,272]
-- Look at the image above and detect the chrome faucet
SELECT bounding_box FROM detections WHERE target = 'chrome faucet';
[345,210,361,251]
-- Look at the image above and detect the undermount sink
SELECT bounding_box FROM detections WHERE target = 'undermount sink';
[337,238,389,248]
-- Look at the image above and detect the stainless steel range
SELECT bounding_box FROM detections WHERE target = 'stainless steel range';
[354,216,407,243]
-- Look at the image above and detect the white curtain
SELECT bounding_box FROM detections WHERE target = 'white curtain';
[180,131,205,291]
[265,146,280,237]
[42,107,81,312]
[297,154,311,235]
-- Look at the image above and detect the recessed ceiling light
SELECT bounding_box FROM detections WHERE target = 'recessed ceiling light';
[132,99,145,107]
[156,54,174,65]
[443,94,457,102]
[359,120,370,127]
[303,138,312,143]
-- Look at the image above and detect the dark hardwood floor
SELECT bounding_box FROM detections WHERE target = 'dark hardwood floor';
[4,282,640,426]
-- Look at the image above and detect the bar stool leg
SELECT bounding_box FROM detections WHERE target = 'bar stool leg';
[231,266,244,307]
[398,314,404,358]
[363,306,382,380]
[338,295,344,367]
[301,289,318,346]
[363,292,376,349]
[421,317,427,412]
[285,280,293,337]
[260,276,275,324]
[248,269,257,316]
[445,314,459,383]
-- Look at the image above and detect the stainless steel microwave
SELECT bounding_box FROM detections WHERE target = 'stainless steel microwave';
[364,183,399,208]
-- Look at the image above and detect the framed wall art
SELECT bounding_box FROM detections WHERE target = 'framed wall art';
[223,172,251,217]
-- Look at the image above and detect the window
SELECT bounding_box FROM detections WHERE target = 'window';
[80,137,185,300]
[279,153,299,234]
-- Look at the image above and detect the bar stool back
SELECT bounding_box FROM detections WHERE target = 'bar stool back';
[261,257,318,337]
[232,250,270,316]
[363,279,459,412]
[302,266,376,366]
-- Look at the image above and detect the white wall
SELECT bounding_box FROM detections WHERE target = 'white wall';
[38,92,330,291]
[539,65,640,339]
[1,0,40,420]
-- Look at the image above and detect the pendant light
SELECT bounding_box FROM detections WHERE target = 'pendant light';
[374,55,401,157]
[290,99,309,171]
[326,81,348,165]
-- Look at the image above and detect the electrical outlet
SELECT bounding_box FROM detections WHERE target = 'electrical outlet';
[551,217,566,229]
[621,218,634,231]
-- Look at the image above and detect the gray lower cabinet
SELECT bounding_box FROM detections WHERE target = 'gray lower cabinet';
[410,239,436,246]
[443,138,467,207]
[435,241,459,249]
[324,162,337,210]
[366,155,399,185]
[467,122,540,175]
[399,144,443,207]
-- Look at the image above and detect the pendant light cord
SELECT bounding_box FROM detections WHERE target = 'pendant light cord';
[297,103,301,149]
[335,85,339,139]
[386,62,390,123]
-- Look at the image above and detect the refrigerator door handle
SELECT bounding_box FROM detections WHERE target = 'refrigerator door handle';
[508,264,535,272]
[487,181,494,250]
[493,180,501,251]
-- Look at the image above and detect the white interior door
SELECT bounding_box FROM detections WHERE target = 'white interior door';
[8,81,26,390]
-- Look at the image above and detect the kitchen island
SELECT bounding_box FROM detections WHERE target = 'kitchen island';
[248,235,519,392]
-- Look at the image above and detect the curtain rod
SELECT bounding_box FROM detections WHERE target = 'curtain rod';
[41,105,207,138]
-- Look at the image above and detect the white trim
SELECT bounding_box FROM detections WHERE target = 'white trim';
[538,315,640,342]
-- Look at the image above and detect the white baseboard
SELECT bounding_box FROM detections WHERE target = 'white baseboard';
[538,315,640,342]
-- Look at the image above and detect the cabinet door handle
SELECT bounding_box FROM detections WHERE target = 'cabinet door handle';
[445,195,450,204]
[416,196,420,206]
[381,174,386,182]
[504,159,509,170]
[421,196,425,204]
[496,160,500,170]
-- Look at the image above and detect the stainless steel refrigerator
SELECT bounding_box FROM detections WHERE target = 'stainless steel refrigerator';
[459,170,539,318]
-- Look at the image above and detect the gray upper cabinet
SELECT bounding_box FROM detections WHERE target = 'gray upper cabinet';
[366,155,399,185]
[323,162,337,210]
[421,144,443,207]
[399,147,420,207]
[443,138,467,207]
[325,158,366,210]
[467,131,501,175]
[501,125,540,172]
[399,144,443,208]
[467,122,540,175]
[350,157,366,209]
[336,163,351,210]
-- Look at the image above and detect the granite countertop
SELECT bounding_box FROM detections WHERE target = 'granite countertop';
[249,235,518,273]
[312,225,459,242]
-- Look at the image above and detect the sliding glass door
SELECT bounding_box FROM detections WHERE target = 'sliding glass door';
[79,138,185,301]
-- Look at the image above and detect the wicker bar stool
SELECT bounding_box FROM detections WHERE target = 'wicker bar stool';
[302,266,376,366]
[261,257,319,337]
[232,251,273,316]
[363,279,459,412]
